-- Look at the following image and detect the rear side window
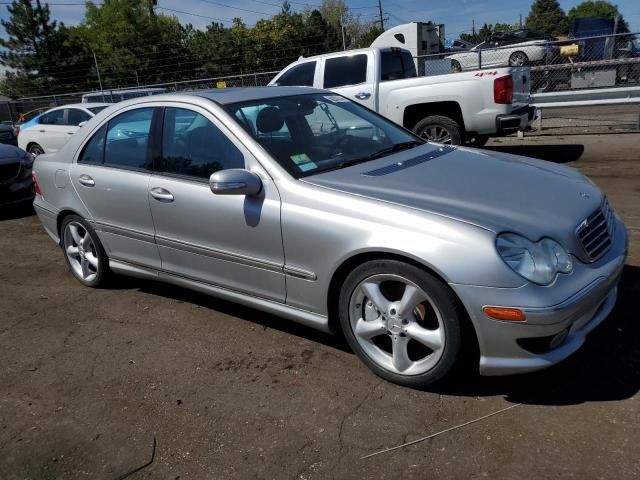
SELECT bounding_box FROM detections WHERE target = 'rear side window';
[39,110,65,125]
[381,51,417,81]
[275,62,316,87]
[104,108,154,169]
[78,125,106,164]
[67,108,91,126]
[160,107,244,180]
[323,54,368,88]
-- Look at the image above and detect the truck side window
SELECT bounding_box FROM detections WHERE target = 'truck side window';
[276,62,316,86]
[381,51,417,81]
[323,54,368,88]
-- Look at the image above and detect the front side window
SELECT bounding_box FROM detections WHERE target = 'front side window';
[275,62,316,87]
[160,108,244,180]
[39,109,65,125]
[226,93,422,179]
[67,108,91,126]
[323,54,368,88]
[104,108,154,169]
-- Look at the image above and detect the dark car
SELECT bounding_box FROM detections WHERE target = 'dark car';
[0,144,34,207]
[0,123,18,146]
[489,29,556,47]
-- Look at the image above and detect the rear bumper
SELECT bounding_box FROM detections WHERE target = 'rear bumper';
[495,106,535,134]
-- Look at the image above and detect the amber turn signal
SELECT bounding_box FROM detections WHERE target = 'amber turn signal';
[483,306,526,322]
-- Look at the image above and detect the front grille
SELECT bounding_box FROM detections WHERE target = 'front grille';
[0,162,20,183]
[577,198,614,261]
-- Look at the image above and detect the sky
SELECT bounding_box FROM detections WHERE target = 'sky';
[1,0,639,38]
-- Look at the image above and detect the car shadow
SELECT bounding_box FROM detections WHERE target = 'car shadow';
[481,144,585,163]
[0,201,35,221]
[105,264,639,406]
[432,264,640,405]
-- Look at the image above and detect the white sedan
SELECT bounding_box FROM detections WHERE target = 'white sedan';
[18,103,109,156]
[448,40,547,72]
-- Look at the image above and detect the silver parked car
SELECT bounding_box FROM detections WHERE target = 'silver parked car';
[32,87,627,387]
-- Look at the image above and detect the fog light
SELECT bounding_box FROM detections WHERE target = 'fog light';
[483,306,526,322]
[549,328,569,349]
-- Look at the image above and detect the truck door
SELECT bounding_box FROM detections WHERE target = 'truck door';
[321,52,376,110]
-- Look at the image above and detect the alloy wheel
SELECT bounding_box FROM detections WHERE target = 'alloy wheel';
[509,52,528,66]
[28,145,44,156]
[63,221,100,282]
[419,125,452,144]
[348,274,445,375]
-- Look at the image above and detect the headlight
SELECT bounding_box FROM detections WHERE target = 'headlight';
[496,233,573,285]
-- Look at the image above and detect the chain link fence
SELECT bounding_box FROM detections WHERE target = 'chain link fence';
[417,32,640,94]
[5,70,279,124]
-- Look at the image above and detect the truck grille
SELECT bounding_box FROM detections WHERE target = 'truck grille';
[0,162,20,183]
[577,199,614,261]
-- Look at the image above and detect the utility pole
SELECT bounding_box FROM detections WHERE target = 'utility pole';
[92,49,104,98]
[472,18,475,37]
[340,13,346,51]
[377,0,384,30]
[519,14,522,28]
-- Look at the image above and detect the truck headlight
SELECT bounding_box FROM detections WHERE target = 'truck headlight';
[496,233,573,285]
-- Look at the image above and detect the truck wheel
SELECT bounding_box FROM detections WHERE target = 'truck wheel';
[451,60,462,73]
[509,51,529,66]
[412,116,463,145]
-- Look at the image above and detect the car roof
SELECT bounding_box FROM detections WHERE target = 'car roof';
[189,86,327,104]
[46,103,111,112]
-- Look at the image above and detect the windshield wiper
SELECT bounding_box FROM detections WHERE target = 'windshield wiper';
[331,141,423,171]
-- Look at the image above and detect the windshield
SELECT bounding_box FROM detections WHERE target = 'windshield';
[88,106,108,114]
[225,93,423,178]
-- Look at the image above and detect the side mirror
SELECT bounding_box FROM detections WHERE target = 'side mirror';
[78,121,87,127]
[209,169,262,196]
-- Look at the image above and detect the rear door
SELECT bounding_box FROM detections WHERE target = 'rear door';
[320,52,377,110]
[69,106,162,269]
[37,109,68,153]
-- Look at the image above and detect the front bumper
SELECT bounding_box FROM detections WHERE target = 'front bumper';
[495,106,535,134]
[451,216,628,376]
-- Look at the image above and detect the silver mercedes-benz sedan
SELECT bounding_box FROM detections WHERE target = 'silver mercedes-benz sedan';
[32,87,627,387]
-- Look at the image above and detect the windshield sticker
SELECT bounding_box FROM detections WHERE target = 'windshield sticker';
[323,95,349,103]
[290,153,318,172]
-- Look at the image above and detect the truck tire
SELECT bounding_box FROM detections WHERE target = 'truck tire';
[412,115,463,145]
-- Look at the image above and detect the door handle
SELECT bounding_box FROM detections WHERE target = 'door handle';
[150,187,174,203]
[67,131,75,135]
[355,92,371,100]
[39,129,45,133]
[78,174,95,187]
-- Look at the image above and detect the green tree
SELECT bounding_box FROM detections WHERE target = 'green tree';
[302,10,342,55]
[567,1,629,32]
[0,0,67,96]
[525,0,568,35]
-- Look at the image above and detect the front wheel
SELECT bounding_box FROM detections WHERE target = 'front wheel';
[412,115,463,145]
[509,51,529,67]
[28,143,44,157]
[338,260,464,388]
[451,60,462,73]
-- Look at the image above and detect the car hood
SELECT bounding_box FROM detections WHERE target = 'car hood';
[303,143,602,258]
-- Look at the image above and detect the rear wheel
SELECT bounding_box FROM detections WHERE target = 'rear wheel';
[412,115,463,145]
[451,60,462,73]
[509,51,529,67]
[60,215,109,287]
[28,143,44,156]
[338,260,464,387]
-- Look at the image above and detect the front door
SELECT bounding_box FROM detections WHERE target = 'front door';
[69,107,161,269]
[148,105,286,302]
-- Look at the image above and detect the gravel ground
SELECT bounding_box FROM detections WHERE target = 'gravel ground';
[1,133,639,480]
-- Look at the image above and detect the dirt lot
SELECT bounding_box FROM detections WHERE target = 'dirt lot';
[1,133,639,480]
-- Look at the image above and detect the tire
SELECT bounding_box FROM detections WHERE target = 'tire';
[60,214,110,287]
[338,259,465,388]
[466,134,489,148]
[28,143,44,156]
[508,51,529,67]
[451,60,462,73]
[412,115,463,145]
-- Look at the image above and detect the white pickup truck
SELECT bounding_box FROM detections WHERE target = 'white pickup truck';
[269,47,534,146]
